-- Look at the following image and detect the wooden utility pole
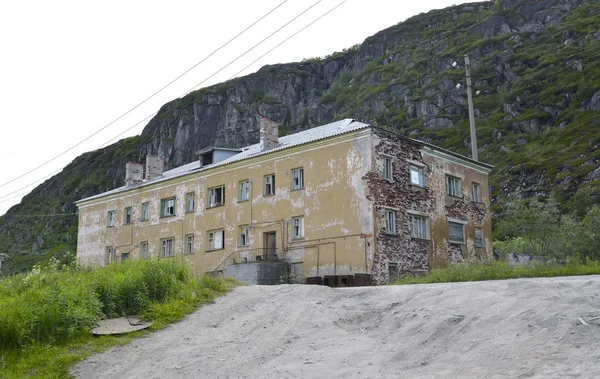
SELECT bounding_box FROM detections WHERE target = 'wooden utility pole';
[464,54,478,161]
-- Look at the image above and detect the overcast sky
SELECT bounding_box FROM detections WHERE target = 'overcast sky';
[0,0,486,216]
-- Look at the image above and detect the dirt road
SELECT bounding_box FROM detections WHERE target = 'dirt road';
[72,276,600,378]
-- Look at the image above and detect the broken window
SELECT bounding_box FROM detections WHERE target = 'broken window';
[472,183,481,203]
[410,214,429,239]
[124,207,132,224]
[448,220,466,244]
[410,165,425,187]
[382,157,393,181]
[292,168,304,190]
[186,234,194,254]
[475,227,484,248]
[239,225,250,247]
[388,262,399,282]
[186,193,195,213]
[446,176,461,197]
[160,197,176,217]
[141,202,149,221]
[207,230,225,251]
[264,174,275,196]
[292,217,304,239]
[239,180,250,202]
[208,186,225,208]
[384,209,396,235]
[140,241,149,260]
[121,253,130,262]
[161,238,175,257]
[107,210,115,227]
[105,246,114,265]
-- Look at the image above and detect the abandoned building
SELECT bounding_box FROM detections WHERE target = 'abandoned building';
[75,118,493,285]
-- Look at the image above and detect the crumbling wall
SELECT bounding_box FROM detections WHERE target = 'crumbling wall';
[365,129,435,284]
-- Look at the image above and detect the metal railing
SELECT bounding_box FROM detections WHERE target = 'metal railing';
[211,248,281,273]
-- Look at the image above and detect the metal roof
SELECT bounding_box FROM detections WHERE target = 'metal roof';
[76,119,492,204]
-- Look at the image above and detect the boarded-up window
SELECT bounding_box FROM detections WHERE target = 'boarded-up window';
[208,230,225,250]
[475,227,484,248]
[448,221,465,244]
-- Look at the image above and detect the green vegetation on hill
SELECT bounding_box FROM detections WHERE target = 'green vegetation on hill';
[0,258,235,378]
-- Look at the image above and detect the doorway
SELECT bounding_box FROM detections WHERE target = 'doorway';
[264,232,277,260]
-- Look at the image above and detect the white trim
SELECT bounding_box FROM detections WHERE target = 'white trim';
[448,218,468,225]
[422,147,492,174]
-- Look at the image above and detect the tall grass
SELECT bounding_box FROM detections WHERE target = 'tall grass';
[391,259,600,285]
[0,259,235,378]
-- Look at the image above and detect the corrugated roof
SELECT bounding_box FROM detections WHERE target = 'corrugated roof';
[76,118,492,204]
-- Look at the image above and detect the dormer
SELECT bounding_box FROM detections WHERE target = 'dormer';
[195,147,242,168]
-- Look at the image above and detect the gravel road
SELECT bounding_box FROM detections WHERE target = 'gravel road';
[72,276,600,378]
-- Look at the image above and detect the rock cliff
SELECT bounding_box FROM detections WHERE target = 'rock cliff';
[1,0,599,273]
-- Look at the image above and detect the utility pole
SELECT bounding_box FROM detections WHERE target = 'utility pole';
[464,54,478,161]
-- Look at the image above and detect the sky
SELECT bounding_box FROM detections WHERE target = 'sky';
[0,0,486,216]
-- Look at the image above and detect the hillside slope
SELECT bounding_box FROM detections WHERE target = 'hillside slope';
[72,277,600,378]
[2,0,600,273]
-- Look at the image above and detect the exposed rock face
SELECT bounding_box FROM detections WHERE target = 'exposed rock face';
[2,0,600,274]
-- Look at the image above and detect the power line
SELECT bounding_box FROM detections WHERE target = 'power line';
[229,0,348,79]
[0,0,289,190]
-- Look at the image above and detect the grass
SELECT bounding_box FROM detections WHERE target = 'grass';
[0,258,237,378]
[391,259,600,285]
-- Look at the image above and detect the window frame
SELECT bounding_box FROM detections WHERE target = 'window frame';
[409,214,430,240]
[185,234,195,254]
[141,202,150,221]
[160,197,176,218]
[448,219,466,244]
[410,165,425,187]
[161,238,175,258]
[291,168,304,191]
[264,174,276,196]
[472,182,481,203]
[105,246,114,265]
[124,207,132,225]
[185,192,195,213]
[107,210,116,227]
[292,216,304,239]
[382,156,393,181]
[475,227,484,248]
[140,241,149,260]
[121,253,130,262]
[384,209,396,235]
[207,229,225,251]
[446,175,462,197]
[208,186,225,208]
[239,180,250,202]
[239,225,250,247]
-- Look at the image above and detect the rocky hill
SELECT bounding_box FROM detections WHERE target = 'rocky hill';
[1,0,599,274]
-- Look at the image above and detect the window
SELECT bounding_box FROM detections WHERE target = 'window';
[384,209,396,235]
[264,174,275,196]
[161,238,175,257]
[105,247,114,265]
[107,210,115,227]
[186,193,195,213]
[382,157,393,181]
[410,165,425,187]
[124,207,132,224]
[292,168,304,190]
[475,227,484,248]
[446,176,461,197]
[121,253,130,262]
[141,202,149,221]
[409,214,429,239]
[140,241,149,260]
[239,180,250,202]
[472,183,481,203]
[448,220,466,244]
[185,234,195,254]
[239,225,250,247]
[292,217,304,239]
[207,230,225,251]
[208,186,225,208]
[161,197,176,217]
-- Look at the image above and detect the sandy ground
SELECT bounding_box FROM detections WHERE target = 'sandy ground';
[72,276,600,379]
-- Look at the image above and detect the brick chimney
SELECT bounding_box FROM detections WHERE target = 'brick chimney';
[260,117,279,152]
[125,162,144,187]
[145,155,164,180]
